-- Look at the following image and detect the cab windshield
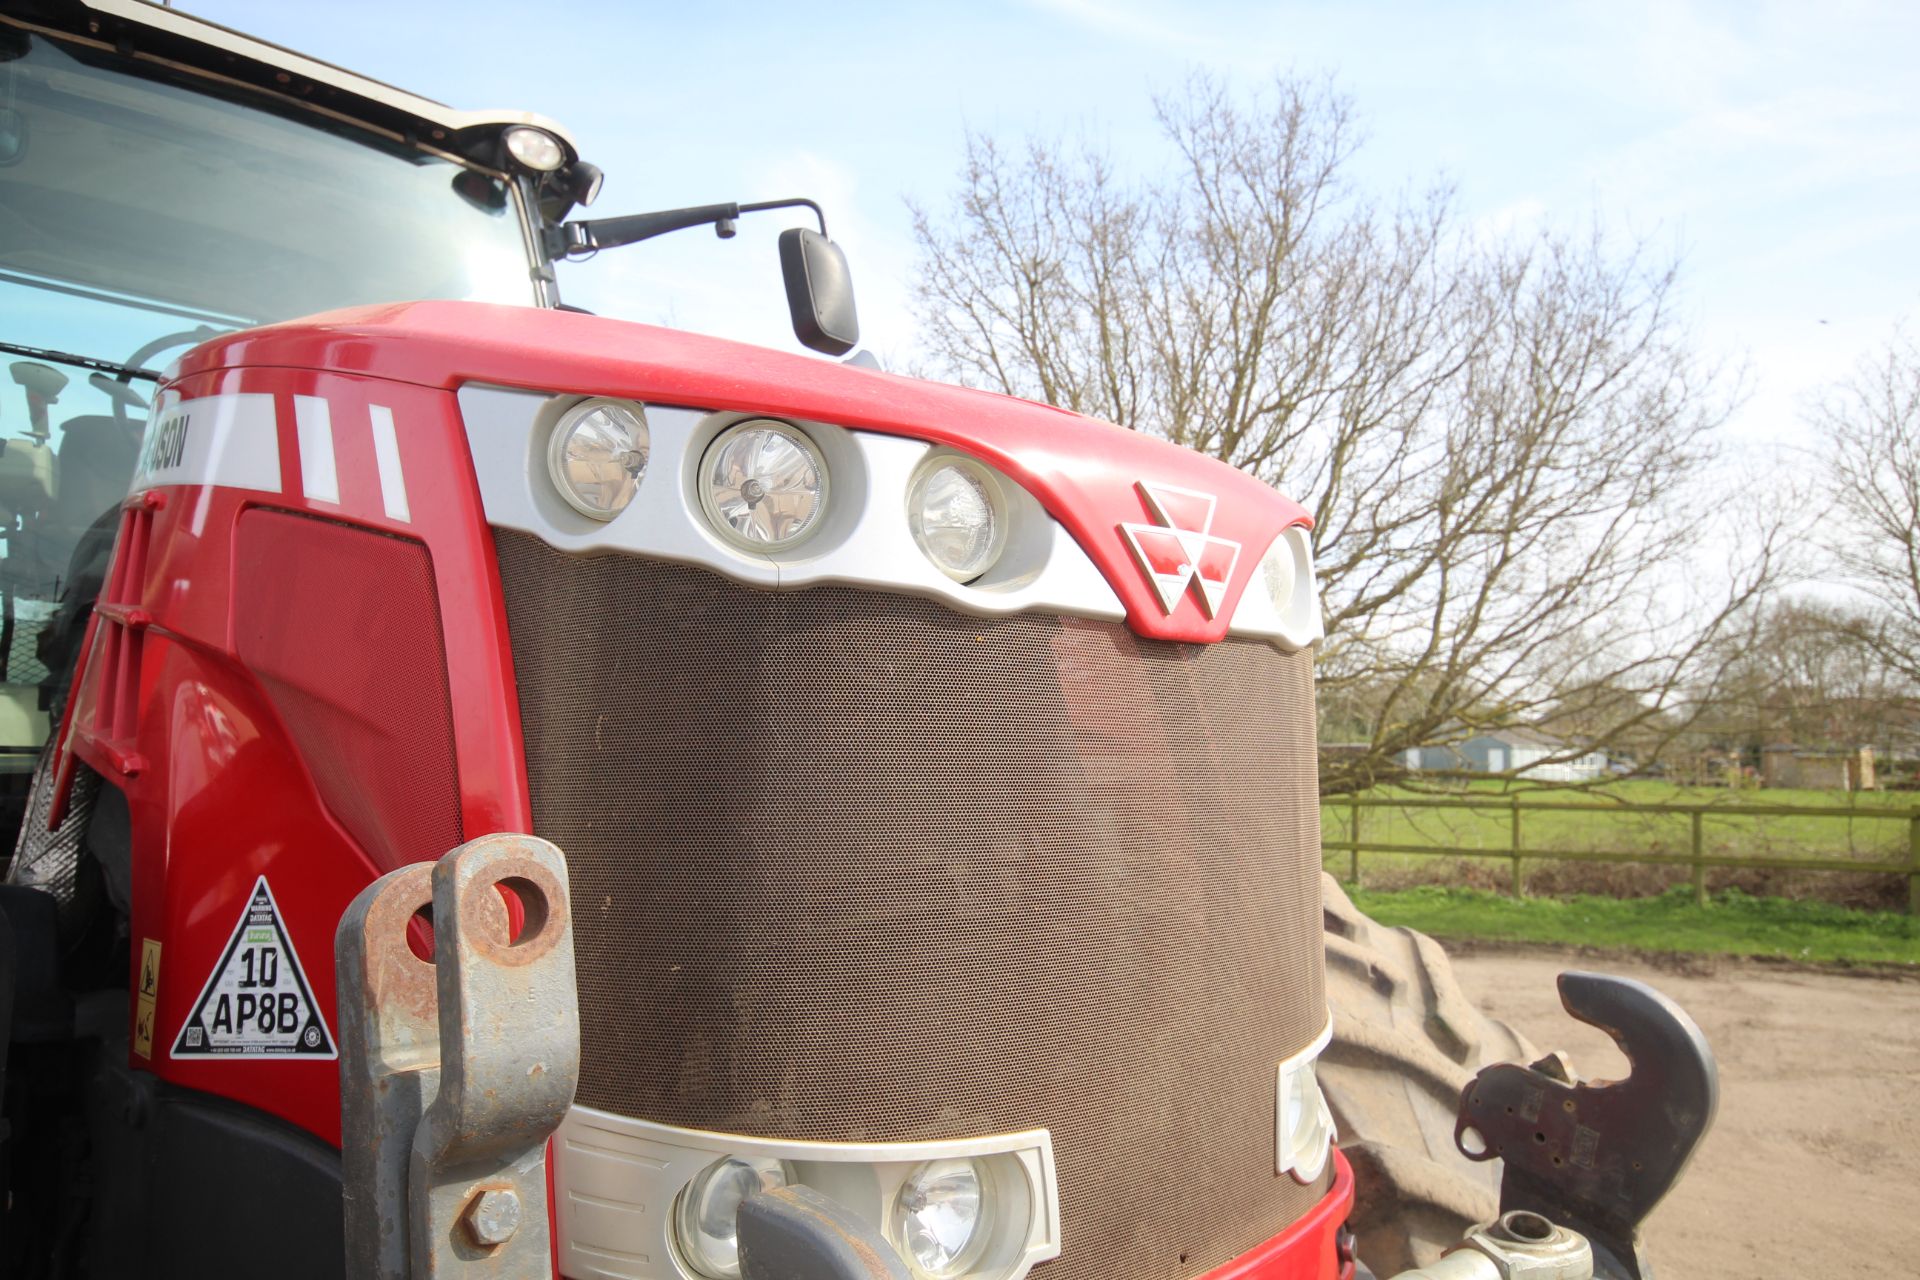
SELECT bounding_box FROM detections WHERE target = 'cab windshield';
[0,27,536,751]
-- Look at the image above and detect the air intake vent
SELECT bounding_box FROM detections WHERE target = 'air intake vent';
[69,492,161,778]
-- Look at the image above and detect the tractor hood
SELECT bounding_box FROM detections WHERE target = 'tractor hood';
[176,302,1314,644]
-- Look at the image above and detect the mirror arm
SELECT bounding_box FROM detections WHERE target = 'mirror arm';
[548,202,738,256]
[737,198,828,236]
[550,197,829,258]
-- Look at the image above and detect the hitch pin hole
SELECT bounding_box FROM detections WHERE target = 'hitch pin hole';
[1501,1211,1554,1242]
[496,876,550,946]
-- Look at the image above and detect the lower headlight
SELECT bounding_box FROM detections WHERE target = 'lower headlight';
[699,420,829,550]
[890,1158,992,1279]
[673,1155,794,1279]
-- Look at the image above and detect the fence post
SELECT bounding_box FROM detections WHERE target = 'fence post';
[1509,795,1523,899]
[1348,797,1361,886]
[1691,810,1706,907]
[1909,814,1919,917]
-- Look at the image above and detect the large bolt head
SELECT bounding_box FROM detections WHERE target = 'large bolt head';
[463,1188,522,1247]
[1454,1212,1593,1280]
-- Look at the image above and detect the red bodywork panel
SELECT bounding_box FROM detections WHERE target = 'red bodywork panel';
[1198,1150,1356,1280]
[59,303,1338,1276]
[61,363,529,1143]
[176,302,1311,645]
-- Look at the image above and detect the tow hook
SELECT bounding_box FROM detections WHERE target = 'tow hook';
[1451,971,1719,1280]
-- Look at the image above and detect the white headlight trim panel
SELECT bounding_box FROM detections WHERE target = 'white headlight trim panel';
[460,385,1124,622]
[460,384,1316,645]
[554,1106,1061,1280]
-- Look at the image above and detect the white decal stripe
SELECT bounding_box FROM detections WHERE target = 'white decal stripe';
[129,392,282,495]
[293,396,340,504]
[368,405,411,523]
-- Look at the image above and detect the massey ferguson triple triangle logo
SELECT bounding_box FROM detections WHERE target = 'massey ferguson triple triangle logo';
[1119,482,1241,618]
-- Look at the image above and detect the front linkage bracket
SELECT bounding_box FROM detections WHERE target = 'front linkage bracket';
[1452,971,1718,1280]
[738,1185,913,1280]
[337,834,581,1280]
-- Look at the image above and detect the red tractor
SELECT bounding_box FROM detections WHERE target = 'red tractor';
[0,4,1715,1280]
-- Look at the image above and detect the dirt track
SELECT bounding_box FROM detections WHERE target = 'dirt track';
[1450,947,1920,1278]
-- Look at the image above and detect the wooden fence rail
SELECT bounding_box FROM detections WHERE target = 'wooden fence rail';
[1321,794,1920,913]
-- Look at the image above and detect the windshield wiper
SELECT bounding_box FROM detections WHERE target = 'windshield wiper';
[0,340,160,382]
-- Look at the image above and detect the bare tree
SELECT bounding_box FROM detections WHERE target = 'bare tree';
[1693,600,1913,760]
[910,74,1780,792]
[1813,329,1920,687]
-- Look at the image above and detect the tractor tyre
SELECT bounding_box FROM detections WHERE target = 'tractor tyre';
[1319,873,1535,1276]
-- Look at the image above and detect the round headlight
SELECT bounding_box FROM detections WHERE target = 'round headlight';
[699,420,829,550]
[504,125,567,173]
[673,1155,794,1279]
[890,1158,991,1279]
[1259,532,1296,607]
[547,399,649,520]
[908,457,1006,583]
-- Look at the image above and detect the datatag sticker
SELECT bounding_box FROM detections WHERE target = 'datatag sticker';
[170,876,336,1060]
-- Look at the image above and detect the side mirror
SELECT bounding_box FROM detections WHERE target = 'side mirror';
[778,228,859,357]
[450,169,508,214]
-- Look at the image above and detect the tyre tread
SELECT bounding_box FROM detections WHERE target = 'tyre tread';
[1319,874,1533,1275]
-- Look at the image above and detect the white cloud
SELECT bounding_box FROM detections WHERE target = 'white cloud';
[1473,197,1550,241]
[1018,0,1218,50]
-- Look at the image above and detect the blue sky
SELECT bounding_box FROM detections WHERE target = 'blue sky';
[189,0,1920,452]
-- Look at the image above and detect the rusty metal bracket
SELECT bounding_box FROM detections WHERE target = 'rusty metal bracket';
[338,834,580,1280]
[739,1185,913,1280]
[1453,971,1718,1280]
[339,860,438,1280]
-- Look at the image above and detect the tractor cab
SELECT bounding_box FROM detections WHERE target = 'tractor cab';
[0,0,575,779]
[0,0,852,815]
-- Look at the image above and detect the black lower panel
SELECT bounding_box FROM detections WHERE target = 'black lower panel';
[84,1060,343,1280]
[152,1091,343,1279]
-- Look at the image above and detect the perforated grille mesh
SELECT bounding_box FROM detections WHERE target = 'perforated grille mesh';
[235,511,462,871]
[7,750,98,915]
[495,533,1329,1280]
[3,613,52,688]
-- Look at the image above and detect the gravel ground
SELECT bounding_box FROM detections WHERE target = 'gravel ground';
[1449,946,1920,1279]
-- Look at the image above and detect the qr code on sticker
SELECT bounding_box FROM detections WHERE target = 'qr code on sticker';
[185,1027,203,1047]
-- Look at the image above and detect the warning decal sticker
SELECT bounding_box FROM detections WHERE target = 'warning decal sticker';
[133,938,161,1058]
[170,876,336,1060]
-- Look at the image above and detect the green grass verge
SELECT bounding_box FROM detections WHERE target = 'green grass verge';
[1348,884,1920,967]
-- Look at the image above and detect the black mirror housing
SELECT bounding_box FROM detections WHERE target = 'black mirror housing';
[778,228,859,356]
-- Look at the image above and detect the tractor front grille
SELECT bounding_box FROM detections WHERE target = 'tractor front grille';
[494,532,1329,1280]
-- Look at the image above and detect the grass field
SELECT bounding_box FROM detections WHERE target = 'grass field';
[1350,884,1920,967]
